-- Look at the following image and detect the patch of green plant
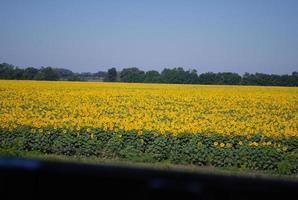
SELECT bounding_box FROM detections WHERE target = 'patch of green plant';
[1,126,298,175]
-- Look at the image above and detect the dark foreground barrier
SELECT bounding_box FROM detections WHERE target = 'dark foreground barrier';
[0,156,297,199]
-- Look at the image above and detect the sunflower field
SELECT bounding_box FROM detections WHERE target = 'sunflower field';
[1,80,298,174]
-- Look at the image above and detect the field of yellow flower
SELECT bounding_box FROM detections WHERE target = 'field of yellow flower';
[1,80,297,137]
[0,80,298,174]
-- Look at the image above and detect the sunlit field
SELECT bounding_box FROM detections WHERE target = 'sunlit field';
[1,80,298,174]
[1,80,297,136]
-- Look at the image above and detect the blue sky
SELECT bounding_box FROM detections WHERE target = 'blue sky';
[0,0,297,74]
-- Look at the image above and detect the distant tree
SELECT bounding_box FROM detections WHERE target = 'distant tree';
[160,68,180,83]
[218,72,241,85]
[1,62,297,86]
[160,67,199,84]
[160,68,179,83]
[198,72,220,84]
[240,72,298,86]
[290,71,298,86]
[67,74,82,81]
[120,67,145,82]
[54,68,74,80]
[198,72,241,85]
[144,70,161,83]
[79,72,92,81]
[12,67,24,80]
[0,63,15,79]
[35,67,59,81]
[186,69,199,84]
[22,67,39,80]
[78,71,106,81]
[104,68,117,82]
[241,73,254,85]
[95,71,107,78]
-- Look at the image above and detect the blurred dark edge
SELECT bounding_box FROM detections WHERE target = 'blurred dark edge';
[0,156,297,199]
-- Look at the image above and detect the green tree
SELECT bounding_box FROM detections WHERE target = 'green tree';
[144,70,161,83]
[289,72,298,86]
[54,68,74,80]
[186,69,199,84]
[67,74,82,81]
[35,67,59,81]
[0,63,15,79]
[22,67,39,80]
[160,67,199,84]
[198,72,219,84]
[120,67,145,82]
[218,72,241,85]
[104,67,117,82]
[12,67,24,79]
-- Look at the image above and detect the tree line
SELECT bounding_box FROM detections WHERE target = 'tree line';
[109,67,298,86]
[1,63,297,86]
[0,63,102,81]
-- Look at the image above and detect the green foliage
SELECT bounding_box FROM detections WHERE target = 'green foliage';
[104,67,117,82]
[1,126,298,175]
[120,67,145,83]
[1,62,297,86]
[198,72,241,85]
[67,74,82,81]
[22,67,39,79]
[144,70,161,83]
[161,68,199,84]
[54,68,74,80]
[218,72,242,85]
[277,160,293,175]
[119,145,143,162]
[35,67,59,81]
[277,151,298,175]
[146,134,174,161]
[241,72,298,86]
[0,63,19,79]
[103,134,124,158]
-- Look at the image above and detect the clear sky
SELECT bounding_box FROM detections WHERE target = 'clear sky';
[0,0,297,74]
